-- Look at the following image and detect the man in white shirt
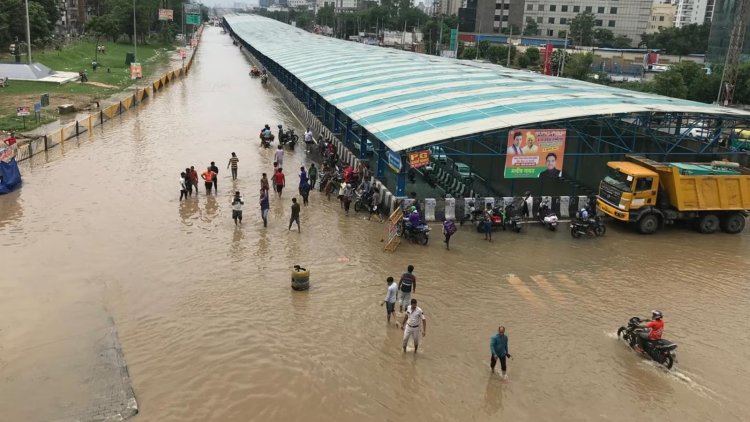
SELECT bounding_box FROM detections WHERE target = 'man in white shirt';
[402,298,427,353]
[381,276,398,325]
[231,191,244,225]
[303,128,314,152]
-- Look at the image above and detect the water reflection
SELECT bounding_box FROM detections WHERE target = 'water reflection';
[482,375,505,416]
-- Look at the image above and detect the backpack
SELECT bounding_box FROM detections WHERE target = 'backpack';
[444,220,457,235]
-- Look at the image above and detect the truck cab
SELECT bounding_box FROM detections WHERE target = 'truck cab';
[597,162,660,232]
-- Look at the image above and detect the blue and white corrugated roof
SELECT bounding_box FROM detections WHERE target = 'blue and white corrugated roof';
[226,15,750,152]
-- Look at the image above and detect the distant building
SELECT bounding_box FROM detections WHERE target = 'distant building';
[56,0,89,36]
[707,0,750,64]
[521,0,652,44]
[458,0,524,34]
[438,0,463,16]
[648,3,677,33]
[673,0,714,27]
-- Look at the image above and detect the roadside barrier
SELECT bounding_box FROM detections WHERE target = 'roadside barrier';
[13,26,204,163]
[412,195,597,222]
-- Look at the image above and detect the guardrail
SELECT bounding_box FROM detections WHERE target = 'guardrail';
[13,26,204,163]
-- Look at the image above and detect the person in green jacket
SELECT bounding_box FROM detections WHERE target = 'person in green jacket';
[490,326,512,378]
[308,163,318,190]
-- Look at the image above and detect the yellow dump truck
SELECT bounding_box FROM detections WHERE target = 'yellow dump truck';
[596,155,750,234]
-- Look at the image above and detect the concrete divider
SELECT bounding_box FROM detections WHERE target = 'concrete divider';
[414,195,596,222]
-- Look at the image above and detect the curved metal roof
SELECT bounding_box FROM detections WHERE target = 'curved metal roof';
[226,15,750,152]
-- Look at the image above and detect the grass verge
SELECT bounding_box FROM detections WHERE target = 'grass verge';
[1,39,174,132]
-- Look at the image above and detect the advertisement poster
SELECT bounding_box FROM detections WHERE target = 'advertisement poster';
[504,129,566,178]
[158,9,174,21]
[179,47,187,59]
[16,106,30,116]
[408,149,430,169]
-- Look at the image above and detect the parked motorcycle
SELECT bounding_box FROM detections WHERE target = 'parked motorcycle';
[503,202,524,233]
[617,316,678,369]
[538,199,558,231]
[277,126,299,150]
[460,202,484,226]
[570,216,606,238]
[353,189,373,213]
[474,206,506,233]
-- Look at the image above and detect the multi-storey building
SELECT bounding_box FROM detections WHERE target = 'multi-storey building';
[521,0,652,44]
[648,3,677,33]
[706,0,750,64]
[457,0,524,33]
[673,0,714,27]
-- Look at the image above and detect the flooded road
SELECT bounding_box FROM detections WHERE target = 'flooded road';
[2,27,750,422]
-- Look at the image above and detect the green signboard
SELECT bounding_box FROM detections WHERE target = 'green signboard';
[186,14,201,25]
[449,29,457,51]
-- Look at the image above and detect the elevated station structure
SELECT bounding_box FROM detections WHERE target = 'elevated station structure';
[224,15,750,198]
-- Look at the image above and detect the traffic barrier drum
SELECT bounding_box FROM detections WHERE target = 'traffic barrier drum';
[291,265,309,291]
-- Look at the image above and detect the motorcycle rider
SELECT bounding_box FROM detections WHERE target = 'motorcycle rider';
[260,124,272,146]
[636,310,665,352]
[406,206,422,240]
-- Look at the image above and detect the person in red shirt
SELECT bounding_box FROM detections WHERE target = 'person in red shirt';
[637,310,664,350]
[274,167,286,198]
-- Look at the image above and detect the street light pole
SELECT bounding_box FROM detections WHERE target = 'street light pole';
[133,0,138,61]
[24,0,32,63]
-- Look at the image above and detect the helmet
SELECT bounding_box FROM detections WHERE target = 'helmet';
[346,183,351,188]
[651,310,663,320]
[408,206,417,213]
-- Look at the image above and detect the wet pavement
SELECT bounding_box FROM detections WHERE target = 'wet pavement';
[1,27,750,422]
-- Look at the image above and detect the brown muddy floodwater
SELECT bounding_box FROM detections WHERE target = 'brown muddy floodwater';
[1,27,750,422]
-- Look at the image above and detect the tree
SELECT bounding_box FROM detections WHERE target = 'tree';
[87,14,120,61]
[517,52,530,68]
[317,4,335,26]
[551,49,570,75]
[569,12,596,46]
[525,47,540,65]
[639,23,710,55]
[654,70,688,99]
[523,20,538,36]
[477,40,490,58]
[558,30,567,39]
[612,35,632,49]
[563,52,594,80]
[460,46,477,60]
[593,28,614,47]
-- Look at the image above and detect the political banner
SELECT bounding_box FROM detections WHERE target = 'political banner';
[408,149,430,169]
[158,9,174,21]
[179,47,187,59]
[504,129,566,178]
[16,106,30,116]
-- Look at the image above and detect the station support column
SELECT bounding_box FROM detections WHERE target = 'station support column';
[359,127,369,160]
[396,154,407,196]
[344,119,353,146]
[376,139,386,179]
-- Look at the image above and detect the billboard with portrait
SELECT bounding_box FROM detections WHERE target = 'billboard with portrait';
[504,129,567,178]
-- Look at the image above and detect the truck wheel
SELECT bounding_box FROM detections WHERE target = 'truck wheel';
[697,214,720,234]
[638,214,659,234]
[720,213,746,234]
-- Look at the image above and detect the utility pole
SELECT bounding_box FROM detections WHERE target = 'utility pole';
[24,0,32,63]
[133,0,138,61]
[717,0,750,106]
[558,35,569,77]
[506,25,512,67]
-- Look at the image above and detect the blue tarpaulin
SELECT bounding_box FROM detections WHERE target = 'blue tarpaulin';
[0,157,22,194]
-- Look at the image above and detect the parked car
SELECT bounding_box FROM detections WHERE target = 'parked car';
[354,139,374,155]
[454,162,473,181]
[429,146,447,163]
